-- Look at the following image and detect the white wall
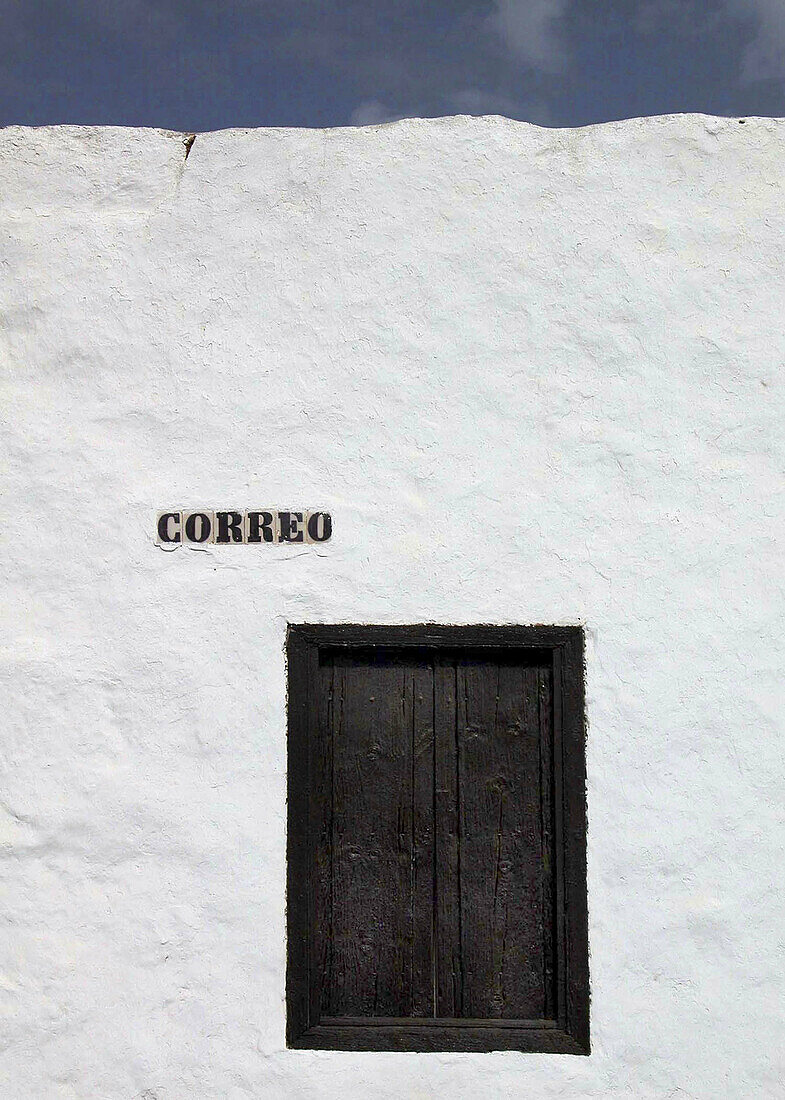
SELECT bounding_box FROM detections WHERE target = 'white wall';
[1,114,783,1099]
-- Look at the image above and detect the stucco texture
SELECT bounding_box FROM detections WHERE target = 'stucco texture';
[1,115,783,1098]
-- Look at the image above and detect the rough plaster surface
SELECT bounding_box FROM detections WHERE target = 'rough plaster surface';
[1,114,784,1099]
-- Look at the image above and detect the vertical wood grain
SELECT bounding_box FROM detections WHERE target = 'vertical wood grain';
[434,656,462,1017]
[560,630,590,1051]
[538,663,557,1020]
[321,651,434,1017]
[410,660,435,1016]
[453,655,551,1018]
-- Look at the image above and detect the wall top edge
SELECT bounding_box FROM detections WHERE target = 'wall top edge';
[2,112,783,219]
[1,111,784,143]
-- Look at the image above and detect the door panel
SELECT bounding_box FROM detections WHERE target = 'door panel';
[452,655,553,1019]
[310,645,555,1023]
[316,650,434,1017]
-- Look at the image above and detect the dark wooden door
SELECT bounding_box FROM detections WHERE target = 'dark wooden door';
[287,625,588,1053]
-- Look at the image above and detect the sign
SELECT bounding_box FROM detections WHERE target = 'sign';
[156,510,332,546]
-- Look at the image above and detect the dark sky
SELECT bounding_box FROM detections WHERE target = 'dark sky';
[1,0,784,130]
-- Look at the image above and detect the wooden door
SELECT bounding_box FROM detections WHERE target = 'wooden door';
[287,625,588,1053]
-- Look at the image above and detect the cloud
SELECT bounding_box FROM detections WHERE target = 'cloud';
[347,89,556,128]
[448,88,521,115]
[726,0,785,82]
[487,0,569,73]
[348,100,406,126]
[618,0,785,85]
[634,0,713,37]
[448,87,556,124]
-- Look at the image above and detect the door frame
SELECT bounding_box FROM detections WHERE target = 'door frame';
[286,623,589,1053]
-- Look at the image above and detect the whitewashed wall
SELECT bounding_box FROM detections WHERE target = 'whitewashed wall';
[1,115,783,1099]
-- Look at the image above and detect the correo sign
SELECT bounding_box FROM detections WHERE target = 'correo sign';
[156,510,332,546]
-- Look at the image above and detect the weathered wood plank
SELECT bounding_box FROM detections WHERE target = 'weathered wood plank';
[455,655,549,1018]
[410,660,435,1016]
[324,651,426,1017]
[434,657,462,1016]
[311,649,335,1023]
[538,663,557,1020]
[293,1022,584,1054]
[560,630,590,1052]
[289,624,579,649]
[285,628,311,1042]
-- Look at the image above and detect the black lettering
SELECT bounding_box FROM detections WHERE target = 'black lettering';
[157,512,181,543]
[215,511,244,543]
[247,511,275,543]
[307,512,332,543]
[184,512,212,543]
[278,511,304,543]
